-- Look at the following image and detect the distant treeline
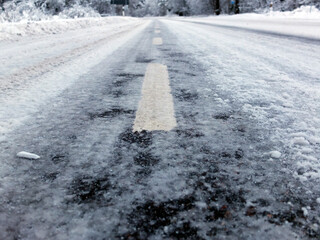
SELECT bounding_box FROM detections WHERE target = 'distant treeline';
[163,0,320,16]
[1,0,319,20]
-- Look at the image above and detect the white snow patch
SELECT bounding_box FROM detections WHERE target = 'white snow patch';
[300,147,314,154]
[311,224,319,232]
[290,132,309,138]
[308,136,320,145]
[267,6,320,19]
[0,17,140,41]
[298,175,308,182]
[195,201,207,209]
[300,154,318,162]
[316,198,320,204]
[291,137,309,146]
[281,102,293,108]
[303,171,320,179]
[296,161,313,168]
[17,151,40,160]
[302,207,309,217]
[270,151,281,159]
[282,93,290,99]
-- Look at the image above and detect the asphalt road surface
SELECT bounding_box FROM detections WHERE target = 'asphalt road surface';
[0,19,320,239]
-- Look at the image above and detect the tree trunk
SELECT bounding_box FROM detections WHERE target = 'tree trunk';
[235,0,239,13]
[211,0,221,15]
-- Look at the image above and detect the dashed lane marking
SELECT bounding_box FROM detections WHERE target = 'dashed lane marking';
[133,63,177,132]
[155,30,161,34]
[152,37,163,45]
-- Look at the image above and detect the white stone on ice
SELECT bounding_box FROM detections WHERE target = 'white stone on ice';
[17,151,40,160]
[270,151,281,159]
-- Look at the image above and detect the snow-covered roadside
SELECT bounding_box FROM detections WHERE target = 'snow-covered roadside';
[0,0,100,23]
[176,6,320,40]
[0,16,139,41]
[0,18,149,138]
[162,18,320,181]
[265,5,320,19]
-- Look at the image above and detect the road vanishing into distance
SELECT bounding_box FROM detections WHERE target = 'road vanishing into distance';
[0,18,320,239]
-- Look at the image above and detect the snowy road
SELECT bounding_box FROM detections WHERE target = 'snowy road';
[0,17,320,239]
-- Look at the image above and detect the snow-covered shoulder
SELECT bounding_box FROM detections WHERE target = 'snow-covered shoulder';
[178,6,320,40]
[0,16,140,41]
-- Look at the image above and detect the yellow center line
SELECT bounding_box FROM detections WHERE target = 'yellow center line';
[152,37,163,45]
[133,63,177,132]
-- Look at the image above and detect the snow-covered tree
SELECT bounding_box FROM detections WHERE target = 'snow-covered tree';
[185,0,212,15]
[144,0,160,15]
[167,0,188,15]
[1,0,319,21]
[128,0,145,16]
[90,0,111,14]
[238,0,319,12]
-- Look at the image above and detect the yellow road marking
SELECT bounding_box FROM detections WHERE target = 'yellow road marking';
[152,37,163,45]
[133,63,177,132]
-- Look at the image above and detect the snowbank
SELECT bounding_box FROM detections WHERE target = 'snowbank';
[179,6,320,40]
[0,0,49,23]
[266,5,320,19]
[0,17,139,41]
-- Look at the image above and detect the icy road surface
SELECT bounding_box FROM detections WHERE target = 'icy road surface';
[0,17,320,239]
